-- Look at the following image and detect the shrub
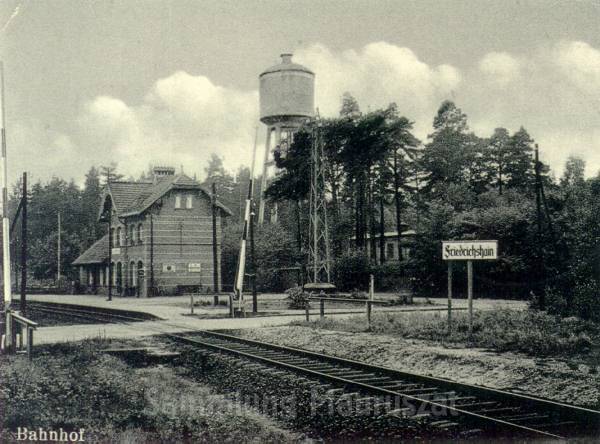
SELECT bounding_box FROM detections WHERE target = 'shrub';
[572,279,600,322]
[332,249,371,291]
[285,286,310,309]
[372,261,410,292]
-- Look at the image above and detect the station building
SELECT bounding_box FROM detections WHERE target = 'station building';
[349,229,416,264]
[73,166,231,297]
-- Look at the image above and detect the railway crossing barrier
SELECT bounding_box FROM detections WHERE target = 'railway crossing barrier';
[1,310,37,359]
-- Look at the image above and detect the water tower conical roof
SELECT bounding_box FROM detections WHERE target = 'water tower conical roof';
[260,53,314,77]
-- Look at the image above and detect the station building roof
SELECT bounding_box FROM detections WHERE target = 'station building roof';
[73,234,109,266]
[99,173,233,221]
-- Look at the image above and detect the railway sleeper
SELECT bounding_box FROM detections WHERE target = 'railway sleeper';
[327,372,378,379]
[350,377,394,385]
[455,401,498,409]
[430,420,460,430]
[527,420,577,429]
[398,387,439,395]
[459,428,484,438]
[386,407,414,418]
[474,406,522,415]
[500,414,549,423]
[379,382,419,390]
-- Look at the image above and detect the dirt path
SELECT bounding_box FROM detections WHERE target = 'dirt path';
[235,326,600,409]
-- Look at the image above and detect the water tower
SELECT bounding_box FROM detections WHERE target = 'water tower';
[258,53,315,224]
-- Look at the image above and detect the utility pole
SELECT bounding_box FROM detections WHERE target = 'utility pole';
[211,182,219,305]
[57,212,61,283]
[250,198,257,313]
[149,212,154,297]
[107,208,112,301]
[534,144,544,309]
[106,168,112,301]
[1,61,13,349]
[20,172,26,313]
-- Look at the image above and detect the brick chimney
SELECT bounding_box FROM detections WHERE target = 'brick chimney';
[153,166,175,183]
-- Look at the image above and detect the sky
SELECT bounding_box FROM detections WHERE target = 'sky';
[1,0,600,187]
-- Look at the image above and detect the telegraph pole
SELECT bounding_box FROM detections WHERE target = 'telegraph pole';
[20,172,27,313]
[534,144,544,309]
[57,212,61,283]
[1,61,13,349]
[107,208,112,301]
[211,182,219,305]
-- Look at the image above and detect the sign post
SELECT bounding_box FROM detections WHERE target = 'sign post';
[467,260,473,335]
[442,240,498,338]
[447,261,453,332]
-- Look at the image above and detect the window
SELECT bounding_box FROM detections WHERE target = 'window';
[110,228,115,248]
[186,195,193,209]
[402,247,411,260]
[129,224,135,246]
[137,223,143,244]
[175,194,182,209]
[386,243,395,260]
[116,227,122,247]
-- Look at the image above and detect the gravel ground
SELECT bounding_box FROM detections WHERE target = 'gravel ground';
[234,326,600,409]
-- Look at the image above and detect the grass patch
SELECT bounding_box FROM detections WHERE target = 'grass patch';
[292,308,600,358]
[0,338,301,443]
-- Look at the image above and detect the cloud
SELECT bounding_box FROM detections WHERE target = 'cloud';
[8,40,600,185]
[78,71,258,181]
[553,41,600,95]
[295,42,461,135]
[478,52,521,86]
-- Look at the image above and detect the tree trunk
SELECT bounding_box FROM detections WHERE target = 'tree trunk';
[394,151,403,261]
[379,189,385,263]
[368,173,377,262]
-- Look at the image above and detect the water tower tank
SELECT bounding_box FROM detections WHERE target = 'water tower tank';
[259,54,315,125]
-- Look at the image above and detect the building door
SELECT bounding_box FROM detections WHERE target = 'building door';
[129,261,136,297]
[116,262,122,295]
[137,261,144,298]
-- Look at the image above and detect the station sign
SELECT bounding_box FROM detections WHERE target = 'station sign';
[188,263,202,273]
[442,240,498,261]
[111,248,121,255]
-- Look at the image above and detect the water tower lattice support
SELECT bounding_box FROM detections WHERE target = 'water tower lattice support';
[308,117,332,284]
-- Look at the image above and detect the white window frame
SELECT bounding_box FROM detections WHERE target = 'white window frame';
[175,194,182,209]
[186,195,193,209]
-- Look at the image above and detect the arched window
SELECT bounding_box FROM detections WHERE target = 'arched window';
[117,227,122,247]
[110,228,115,248]
[137,223,143,244]
[129,224,135,246]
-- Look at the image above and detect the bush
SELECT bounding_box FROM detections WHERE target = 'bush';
[372,261,410,292]
[285,286,310,309]
[572,279,600,322]
[332,249,371,291]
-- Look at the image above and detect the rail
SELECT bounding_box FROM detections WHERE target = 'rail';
[20,301,600,439]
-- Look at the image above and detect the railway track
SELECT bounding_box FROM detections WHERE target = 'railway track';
[21,301,600,440]
[173,331,600,440]
[21,300,159,324]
